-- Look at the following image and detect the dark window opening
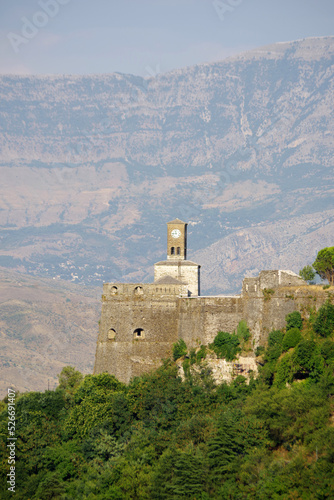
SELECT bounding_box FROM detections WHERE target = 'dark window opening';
[177,247,181,255]
[171,247,175,255]
[134,328,144,338]
[108,328,116,340]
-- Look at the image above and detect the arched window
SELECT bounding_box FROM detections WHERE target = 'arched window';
[111,286,118,295]
[171,247,175,255]
[107,328,116,340]
[177,247,181,255]
[134,328,144,339]
[134,286,143,295]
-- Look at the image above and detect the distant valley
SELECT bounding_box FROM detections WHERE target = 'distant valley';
[0,267,100,398]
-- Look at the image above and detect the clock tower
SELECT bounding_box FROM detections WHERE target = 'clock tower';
[167,218,187,260]
[154,218,200,296]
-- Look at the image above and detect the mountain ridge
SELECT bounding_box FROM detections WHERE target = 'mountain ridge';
[0,36,333,293]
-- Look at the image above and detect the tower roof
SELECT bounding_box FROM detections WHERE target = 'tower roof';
[154,276,186,285]
[155,260,200,267]
[167,218,187,224]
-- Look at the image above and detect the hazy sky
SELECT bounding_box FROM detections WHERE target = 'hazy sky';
[0,0,333,76]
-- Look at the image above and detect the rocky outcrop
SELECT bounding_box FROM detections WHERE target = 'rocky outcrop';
[177,355,258,384]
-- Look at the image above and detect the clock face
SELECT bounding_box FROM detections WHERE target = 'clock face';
[171,229,181,239]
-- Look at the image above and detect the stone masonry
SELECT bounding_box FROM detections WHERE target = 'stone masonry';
[94,219,331,383]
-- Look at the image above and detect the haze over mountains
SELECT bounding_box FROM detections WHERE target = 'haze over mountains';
[0,36,334,295]
[0,268,100,397]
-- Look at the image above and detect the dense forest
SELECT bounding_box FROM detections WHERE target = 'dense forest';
[1,300,334,499]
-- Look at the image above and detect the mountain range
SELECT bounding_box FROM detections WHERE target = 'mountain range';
[0,36,333,295]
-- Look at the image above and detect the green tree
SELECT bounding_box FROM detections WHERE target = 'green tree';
[313,247,334,285]
[268,330,284,347]
[292,339,324,380]
[152,449,178,499]
[299,265,316,283]
[274,352,294,387]
[292,339,316,371]
[236,320,250,342]
[264,330,284,363]
[172,449,208,498]
[64,373,125,438]
[208,411,245,481]
[282,327,302,351]
[212,331,240,361]
[286,311,303,330]
[320,340,334,361]
[34,472,65,500]
[57,366,83,393]
[313,301,334,337]
[172,339,187,360]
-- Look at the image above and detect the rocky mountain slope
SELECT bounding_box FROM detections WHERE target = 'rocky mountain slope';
[0,37,334,294]
[0,268,100,398]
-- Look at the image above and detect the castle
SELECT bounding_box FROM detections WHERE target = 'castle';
[94,219,322,383]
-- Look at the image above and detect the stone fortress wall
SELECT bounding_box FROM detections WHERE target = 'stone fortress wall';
[94,220,331,383]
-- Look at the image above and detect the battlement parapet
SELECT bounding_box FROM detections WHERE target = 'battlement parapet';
[102,281,188,300]
[242,270,306,297]
[94,218,319,385]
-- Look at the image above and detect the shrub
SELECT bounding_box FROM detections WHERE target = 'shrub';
[290,340,325,380]
[263,288,275,301]
[259,361,276,385]
[172,339,187,360]
[255,346,265,357]
[292,340,317,372]
[320,340,334,361]
[182,358,190,376]
[212,331,241,361]
[264,330,284,363]
[265,344,283,363]
[236,320,250,342]
[190,348,196,365]
[268,330,284,347]
[282,328,302,351]
[196,345,207,363]
[285,311,303,330]
[275,352,294,387]
[313,302,334,337]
